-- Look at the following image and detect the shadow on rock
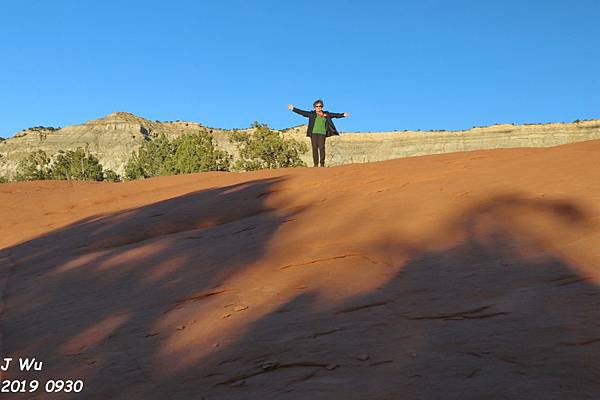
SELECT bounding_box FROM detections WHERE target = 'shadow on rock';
[198,194,600,400]
[0,176,307,399]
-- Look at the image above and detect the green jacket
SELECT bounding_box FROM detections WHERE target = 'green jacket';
[292,107,346,137]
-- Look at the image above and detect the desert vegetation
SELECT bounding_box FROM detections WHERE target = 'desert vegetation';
[26,126,60,131]
[229,122,308,171]
[124,131,231,179]
[13,148,119,182]
[2,124,309,183]
[124,124,308,179]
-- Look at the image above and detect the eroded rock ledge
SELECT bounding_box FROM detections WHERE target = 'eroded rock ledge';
[1,112,598,177]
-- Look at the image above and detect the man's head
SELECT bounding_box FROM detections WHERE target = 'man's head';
[313,99,324,111]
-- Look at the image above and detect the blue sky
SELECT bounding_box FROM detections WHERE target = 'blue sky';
[1,0,599,137]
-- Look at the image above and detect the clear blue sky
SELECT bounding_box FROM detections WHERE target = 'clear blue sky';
[1,0,599,137]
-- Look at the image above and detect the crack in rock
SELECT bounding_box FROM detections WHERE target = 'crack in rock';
[335,300,391,315]
[560,338,600,346]
[313,328,346,338]
[402,305,508,320]
[280,253,378,270]
[216,362,334,387]
[466,368,482,379]
[164,290,227,313]
[284,368,321,386]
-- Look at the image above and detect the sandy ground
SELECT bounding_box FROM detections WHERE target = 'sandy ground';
[1,141,600,399]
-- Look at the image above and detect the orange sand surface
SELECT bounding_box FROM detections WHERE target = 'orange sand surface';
[1,141,600,399]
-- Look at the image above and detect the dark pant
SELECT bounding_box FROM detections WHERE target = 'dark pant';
[310,134,326,166]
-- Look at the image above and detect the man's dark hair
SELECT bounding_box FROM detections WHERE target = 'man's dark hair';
[313,99,324,107]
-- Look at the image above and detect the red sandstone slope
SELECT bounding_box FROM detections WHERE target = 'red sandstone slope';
[1,141,600,399]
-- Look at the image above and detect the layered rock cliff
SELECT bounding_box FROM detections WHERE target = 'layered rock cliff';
[286,120,600,165]
[1,112,599,178]
[0,112,237,178]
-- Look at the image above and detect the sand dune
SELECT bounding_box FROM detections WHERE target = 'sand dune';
[1,141,600,399]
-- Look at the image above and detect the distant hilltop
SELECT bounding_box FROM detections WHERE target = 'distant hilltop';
[1,111,599,178]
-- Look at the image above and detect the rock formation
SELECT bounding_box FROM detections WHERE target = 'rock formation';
[0,112,238,178]
[1,111,599,178]
[1,140,600,398]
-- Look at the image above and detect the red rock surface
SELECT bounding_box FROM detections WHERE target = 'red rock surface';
[1,141,600,399]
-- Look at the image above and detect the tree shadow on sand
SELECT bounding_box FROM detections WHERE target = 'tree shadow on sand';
[195,194,600,400]
[0,176,307,399]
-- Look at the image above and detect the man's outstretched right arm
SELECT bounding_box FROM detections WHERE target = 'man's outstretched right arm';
[288,104,311,117]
